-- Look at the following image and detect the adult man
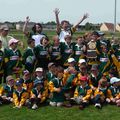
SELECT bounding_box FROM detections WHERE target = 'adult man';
[0,25,13,49]
[54,8,88,43]
[23,16,46,46]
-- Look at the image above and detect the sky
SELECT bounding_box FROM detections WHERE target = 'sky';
[0,0,120,24]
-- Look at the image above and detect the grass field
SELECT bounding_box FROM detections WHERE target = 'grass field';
[0,104,120,120]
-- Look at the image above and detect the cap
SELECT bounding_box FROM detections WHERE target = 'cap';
[8,38,19,46]
[23,69,30,75]
[48,62,55,68]
[68,58,75,63]
[15,80,22,86]
[35,67,43,72]
[78,59,86,64]
[91,64,98,71]
[110,77,120,84]
[80,76,87,81]
[6,75,14,82]
[0,25,9,31]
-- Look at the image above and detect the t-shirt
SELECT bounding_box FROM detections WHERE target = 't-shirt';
[0,35,13,49]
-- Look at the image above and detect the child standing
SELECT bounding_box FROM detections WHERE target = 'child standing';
[23,38,35,73]
[5,38,22,78]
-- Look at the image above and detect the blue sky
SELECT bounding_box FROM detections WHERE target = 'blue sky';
[0,0,120,24]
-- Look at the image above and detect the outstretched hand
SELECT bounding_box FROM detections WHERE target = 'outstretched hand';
[82,13,89,20]
[54,8,60,15]
[25,16,30,23]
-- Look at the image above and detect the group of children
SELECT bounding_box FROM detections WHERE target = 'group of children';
[0,12,120,110]
[0,59,120,110]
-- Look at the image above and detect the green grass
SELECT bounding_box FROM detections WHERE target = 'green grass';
[0,104,120,120]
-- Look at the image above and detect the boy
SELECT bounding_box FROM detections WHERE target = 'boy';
[93,78,110,109]
[54,8,88,43]
[49,36,62,66]
[107,77,120,105]
[23,38,35,73]
[29,80,48,110]
[21,70,33,95]
[34,37,50,69]
[49,66,65,107]
[13,80,29,108]
[4,38,22,78]
[34,67,48,95]
[89,64,102,91]
[73,36,86,63]
[72,76,92,110]
[46,62,56,82]
[0,75,14,104]
[60,35,75,67]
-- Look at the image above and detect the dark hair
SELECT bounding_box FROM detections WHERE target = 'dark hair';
[56,66,64,73]
[40,36,49,45]
[27,38,35,45]
[32,23,42,33]
[61,20,69,26]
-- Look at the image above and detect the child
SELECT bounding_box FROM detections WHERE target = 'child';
[23,38,35,73]
[72,76,92,110]
[29,80,48,110]
[49,66,65,107]
[93,78,110,109]
[61,35,75,67]
[13,80,29,108]
[46,62,56,82]
[73,36,86,63]
[108,77,120,106]
[0,75,14,104]
[4,38,22,78]
[34,67,48,95]
[34,37,50,69]
[98,43,111,75]
[21,70,33,96]
[54,8,88,43]
[49,36,62,66]
[89,64,102,91]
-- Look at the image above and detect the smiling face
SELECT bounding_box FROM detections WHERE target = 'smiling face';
[35,24,42,33]
[61,21,69,30]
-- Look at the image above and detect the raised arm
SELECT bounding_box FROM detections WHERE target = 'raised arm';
[73,13,89,30]
[23,16,30,36]
[54,8,61,33]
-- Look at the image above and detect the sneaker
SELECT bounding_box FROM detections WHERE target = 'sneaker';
[95,103,101,109]
[32,104,38,110]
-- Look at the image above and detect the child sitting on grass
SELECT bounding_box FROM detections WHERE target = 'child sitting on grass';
[0,75,14,105]
[13,80,29,108]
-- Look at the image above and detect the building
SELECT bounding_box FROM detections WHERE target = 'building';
[100,23,114,32]
[116,24,120,32]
